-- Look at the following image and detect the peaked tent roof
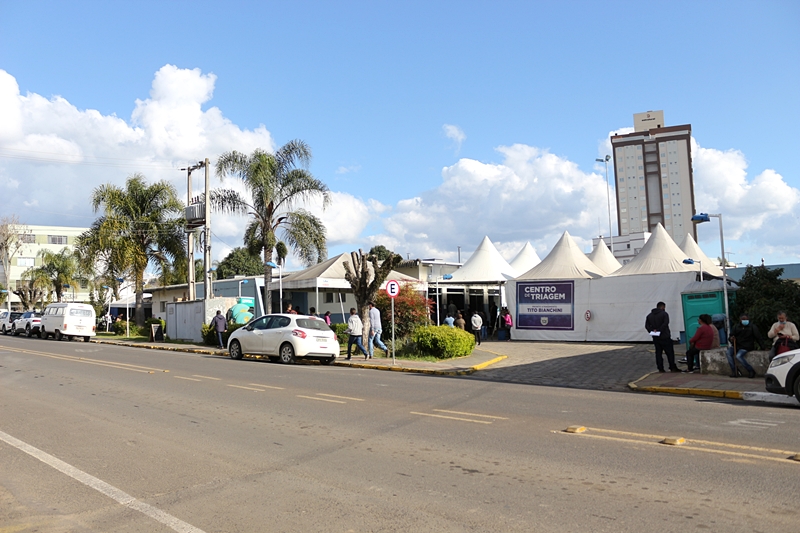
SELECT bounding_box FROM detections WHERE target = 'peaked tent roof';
[610,223,694,276]
[509,242,541,276]
[588,239,622,274]
[281,253,417,289]
[447,236,518,282]
[678,233,724,277]
[517,231,608,280]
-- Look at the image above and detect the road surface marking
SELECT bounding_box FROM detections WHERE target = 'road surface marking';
[192,375,221,380]
[249,383,284,390]
[410,412,493,424]
[0,429,206,533]
[297,395,346,404]
[174,376,202,382]
[2,346,168,373]
[726,418,784,429]
[317,393,364,401]
[586,426,796,454]
[433,409,508,420]
[227,384,264,392]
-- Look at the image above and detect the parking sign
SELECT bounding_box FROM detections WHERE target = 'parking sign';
[385,280,400,298]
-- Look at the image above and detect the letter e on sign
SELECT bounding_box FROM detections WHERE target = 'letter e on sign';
[386,280,400,299]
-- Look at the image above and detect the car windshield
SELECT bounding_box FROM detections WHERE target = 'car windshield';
[297,318,331,331]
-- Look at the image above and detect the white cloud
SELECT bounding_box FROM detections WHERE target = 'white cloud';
[335,164,361,174]
[443,124,466,153]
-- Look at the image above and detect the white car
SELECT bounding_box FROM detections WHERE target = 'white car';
[227,313,339,365]
[765,348,800,403]
[11,311,42,337]
[1,311,22,335]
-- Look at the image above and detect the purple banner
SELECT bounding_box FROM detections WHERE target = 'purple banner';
[516,281,574,330]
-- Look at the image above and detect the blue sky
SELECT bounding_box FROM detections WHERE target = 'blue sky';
[1,0,798,269]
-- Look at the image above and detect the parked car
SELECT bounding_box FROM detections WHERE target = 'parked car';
[40,302,97,342]
[227,314,339,364]
[1,311,22,335]
[765,348,800,404]
[11,311,43,337]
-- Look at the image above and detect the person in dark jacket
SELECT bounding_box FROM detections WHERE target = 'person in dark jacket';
[645,302,679,373]
[726,313,764,378]
[685,314,715,372]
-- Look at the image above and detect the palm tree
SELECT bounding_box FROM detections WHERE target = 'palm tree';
[213,140,330,313]
[80,174,185,326]
[26,247,80,302]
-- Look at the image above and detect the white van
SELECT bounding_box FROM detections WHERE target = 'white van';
[40,303,96,342]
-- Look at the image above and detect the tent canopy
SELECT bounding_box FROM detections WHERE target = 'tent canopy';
[280,253,418,290]
[447,236,517,282]
[517,231,607,280]
[610,223,693,276]
[678,233,724,277]
[588,239,622,274]
[509,241,541,276]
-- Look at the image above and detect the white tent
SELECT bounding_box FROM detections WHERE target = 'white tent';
[509,242,541,276]
[587,239,622,274]
[281,253,418,290]
[448,236,517,282]
[678,233,724,277]
[610,223,693,276]
[517,231,607,280]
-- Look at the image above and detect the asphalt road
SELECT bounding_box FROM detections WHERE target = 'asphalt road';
[1,335,799,532]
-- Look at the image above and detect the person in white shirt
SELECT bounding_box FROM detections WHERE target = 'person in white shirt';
[368,301,388,358]
[470,312,483,346]
[345,308,368,360]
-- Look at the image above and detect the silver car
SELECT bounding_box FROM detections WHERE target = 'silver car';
[227,314,339,364]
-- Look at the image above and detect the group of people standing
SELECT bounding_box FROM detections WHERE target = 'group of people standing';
[646,302,799,377]
[441,302,513,344]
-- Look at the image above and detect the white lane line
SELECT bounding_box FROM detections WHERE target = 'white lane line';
[248,383,284,390]
[192,375,221,380]
[410,412,493,424]
[174,376,202,382]
[297,395,346,404]
[433,409,508,420]
[0,429,206,533]
[317,393,364,401]
[227,384,264,392]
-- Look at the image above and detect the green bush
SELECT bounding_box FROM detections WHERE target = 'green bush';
[412,325,475,359]
[201,321,245,347]
[112,320,146,337]
[331,323,349,344]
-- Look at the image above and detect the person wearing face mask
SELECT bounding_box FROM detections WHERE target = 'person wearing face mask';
[768,311,800,360]
[726,314,764,378]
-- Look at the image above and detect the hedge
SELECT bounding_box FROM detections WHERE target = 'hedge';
[412,325,475,359]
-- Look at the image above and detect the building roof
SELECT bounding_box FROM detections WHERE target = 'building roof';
[517,231,607,280]
[281,253,418,289]
[447,236,518,283]
[509,242,541,276]
[610,223,694,276]
[678,233,724,277]
[587,239,622,274]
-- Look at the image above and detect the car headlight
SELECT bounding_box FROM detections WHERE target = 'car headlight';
[769,354,795,368]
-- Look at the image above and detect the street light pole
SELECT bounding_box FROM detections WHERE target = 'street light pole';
[596,155,614,254]
[692,213,730,341]
[266,262,282,311]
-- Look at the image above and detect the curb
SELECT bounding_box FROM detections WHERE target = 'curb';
[628,372,744,399]
[91,339,508,375]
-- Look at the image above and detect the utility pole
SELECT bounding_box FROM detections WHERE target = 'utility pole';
[181,161,205,300]
[203,158,212,300]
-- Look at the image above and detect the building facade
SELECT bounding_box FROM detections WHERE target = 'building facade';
[1,225,90,310]
[611,112,696,244]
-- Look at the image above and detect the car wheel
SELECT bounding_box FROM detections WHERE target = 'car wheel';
[83,336,90,343]
[55,330,62,341]
[39,328,46,339]
[229,340,243,360]
[793,375,800,404]
[278,343,296,364]
[1,325,6,335]
[320,354,336,365]
[26,325,32,337]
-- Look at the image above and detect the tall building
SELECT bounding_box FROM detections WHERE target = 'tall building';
[611,111,696,243]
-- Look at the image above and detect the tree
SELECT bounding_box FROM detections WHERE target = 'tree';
[213,140,330,313]
[26,247,80,302]
[373,281,432,339]
[732,265,800,335]
[0,215,31,307]
[217,247,264,279]
[343,249,403,345]
[368,245,393,261]
[80,174,185,326]
[13,269,50,311]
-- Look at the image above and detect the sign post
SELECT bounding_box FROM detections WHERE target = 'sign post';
[386,280,400,365]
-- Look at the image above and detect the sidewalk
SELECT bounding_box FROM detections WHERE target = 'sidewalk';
[90,337,507,376]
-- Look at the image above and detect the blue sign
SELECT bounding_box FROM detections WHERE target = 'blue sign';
[516,281,574,330]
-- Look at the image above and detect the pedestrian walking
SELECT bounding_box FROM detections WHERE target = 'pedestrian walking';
[644,302,679,373]
[210,310,227,349]
[368,301,388,358]
[501,308,513,341]
[323,311,332,326]
[345,308,368,360]
[471,312,483,346]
